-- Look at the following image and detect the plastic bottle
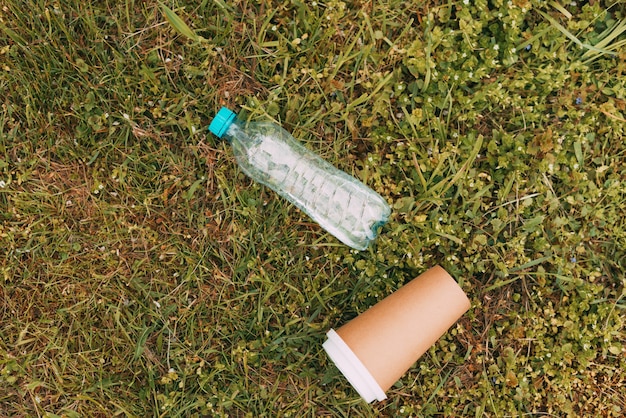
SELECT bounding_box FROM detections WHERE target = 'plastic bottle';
[209,107,390,250]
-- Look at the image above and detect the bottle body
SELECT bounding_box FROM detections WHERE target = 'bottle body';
[211,108,390,250]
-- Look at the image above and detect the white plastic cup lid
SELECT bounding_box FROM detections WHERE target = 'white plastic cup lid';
[323,329,387,403]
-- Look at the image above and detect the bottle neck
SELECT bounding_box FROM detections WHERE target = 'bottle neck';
[222,120,241,142]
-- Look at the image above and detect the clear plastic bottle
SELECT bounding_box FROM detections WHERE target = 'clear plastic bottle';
[209,107,390,250]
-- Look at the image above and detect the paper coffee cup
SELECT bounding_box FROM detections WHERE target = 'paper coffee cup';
[323,265,471,402]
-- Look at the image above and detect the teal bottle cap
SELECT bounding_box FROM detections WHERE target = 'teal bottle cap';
[209,107,236,138]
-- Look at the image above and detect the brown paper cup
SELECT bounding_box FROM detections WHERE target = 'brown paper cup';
[323,265,470,402]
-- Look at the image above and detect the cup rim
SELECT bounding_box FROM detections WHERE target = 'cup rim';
[323,329,387,403]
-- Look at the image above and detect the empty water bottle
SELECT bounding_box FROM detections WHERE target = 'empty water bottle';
[209,107,391,250]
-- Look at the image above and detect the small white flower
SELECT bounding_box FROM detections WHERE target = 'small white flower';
[0,180,5,188]
[122,113,130,121]
[463,0,469,4]
[153,300,161,309]
[493,44,500,51]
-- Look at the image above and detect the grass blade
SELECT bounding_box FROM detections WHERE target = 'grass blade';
[538,10,617,57]
[550,1,572,19]
[508,255,553,273]
[160,3,199,42]
[0,23,28,46]
[582,18,626,60]
[429,134,484,197]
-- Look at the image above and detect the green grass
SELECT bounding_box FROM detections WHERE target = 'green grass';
[1,0,625,416]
